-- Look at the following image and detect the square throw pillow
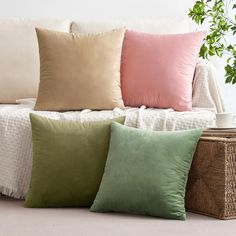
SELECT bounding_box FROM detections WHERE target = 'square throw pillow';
[121,30,205,111]
[91,123,202,220]
[25,114,125,208]
[0,19,70,103]
[34,28,125,111]
[71,19,189,34]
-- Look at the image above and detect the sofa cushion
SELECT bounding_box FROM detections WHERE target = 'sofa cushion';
[25,114,125,207]
[34,28,125,111]
[71,19,189,34]
[91,122,202,220]
[121,30,205,111]
[0,19,70,103]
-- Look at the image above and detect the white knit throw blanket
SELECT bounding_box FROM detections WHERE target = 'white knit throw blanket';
[0,104,215,199]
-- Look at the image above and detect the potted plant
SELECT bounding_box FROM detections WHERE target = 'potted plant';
[189,0,236,84]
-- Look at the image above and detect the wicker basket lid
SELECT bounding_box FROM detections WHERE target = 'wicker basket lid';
[202,128,236,141]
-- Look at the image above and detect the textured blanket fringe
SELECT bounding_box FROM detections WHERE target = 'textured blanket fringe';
[0,186,25,199]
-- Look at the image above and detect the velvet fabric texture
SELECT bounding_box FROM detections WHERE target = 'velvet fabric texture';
[25,114,125,208]
[121,30,205,111]
[91,123,202,220]
[0,19,70,103]
[34,28,125,111]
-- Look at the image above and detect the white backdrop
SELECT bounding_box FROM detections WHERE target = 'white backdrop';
[0,0,235,112]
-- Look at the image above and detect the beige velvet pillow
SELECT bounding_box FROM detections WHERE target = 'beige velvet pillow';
[34,28,125,111]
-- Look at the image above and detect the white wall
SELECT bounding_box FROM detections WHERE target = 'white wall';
[0,0,194,20]
[0,0,235,112]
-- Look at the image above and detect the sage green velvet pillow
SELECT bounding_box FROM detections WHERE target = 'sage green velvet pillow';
[91,123,202,220]
[25,114,125,208]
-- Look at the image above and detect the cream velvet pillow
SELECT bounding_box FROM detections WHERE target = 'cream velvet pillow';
[35,28,125,111]
[0,19,70,103]
[71,19,189,34]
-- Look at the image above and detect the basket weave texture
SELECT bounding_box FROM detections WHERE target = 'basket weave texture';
[185,130,236,220]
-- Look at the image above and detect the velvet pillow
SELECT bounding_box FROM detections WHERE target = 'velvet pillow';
[25,114,125,207]
[0,19,70,103]
[34,28,125,111]
[121,30,205,111]
[91,123,202,220]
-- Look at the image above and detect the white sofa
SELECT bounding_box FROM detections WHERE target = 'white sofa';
[0,18,224,199]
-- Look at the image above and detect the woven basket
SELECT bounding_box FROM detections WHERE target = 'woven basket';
[185,130,236,220]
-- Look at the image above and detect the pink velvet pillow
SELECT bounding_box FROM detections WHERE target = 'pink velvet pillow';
[121,30,205,111]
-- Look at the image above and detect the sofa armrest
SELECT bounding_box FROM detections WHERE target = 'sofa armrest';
[192,59,225,113]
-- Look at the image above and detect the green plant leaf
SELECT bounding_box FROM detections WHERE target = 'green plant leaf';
[189,0,236,85]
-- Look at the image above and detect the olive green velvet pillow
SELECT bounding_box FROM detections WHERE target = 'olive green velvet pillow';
[25,114,125,208]
[91,123,202,220]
